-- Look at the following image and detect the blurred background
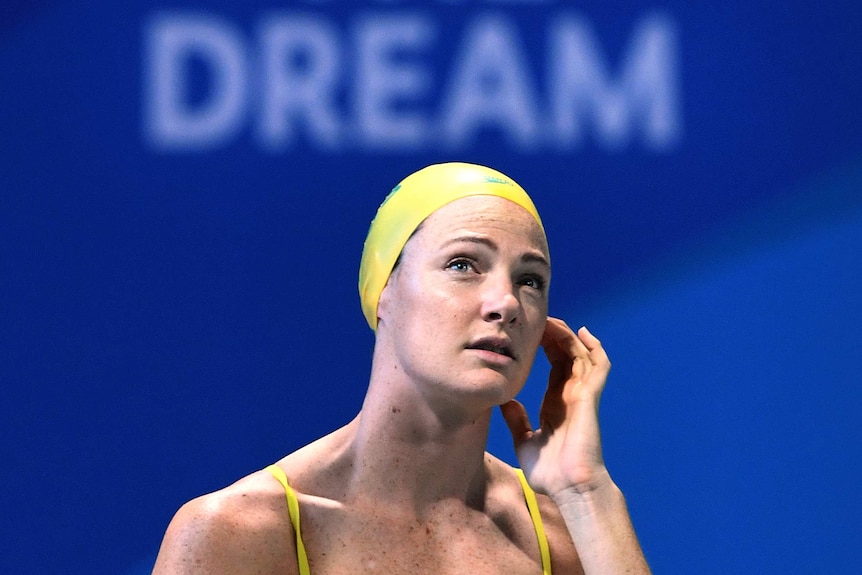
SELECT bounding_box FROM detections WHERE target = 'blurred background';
[2,1,861,573]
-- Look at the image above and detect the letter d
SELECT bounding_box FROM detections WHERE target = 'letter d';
[144,13,247,151]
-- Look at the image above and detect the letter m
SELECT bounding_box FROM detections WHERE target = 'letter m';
[549,12,681,150]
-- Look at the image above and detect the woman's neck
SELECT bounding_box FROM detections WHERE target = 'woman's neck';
[340,362,496,512]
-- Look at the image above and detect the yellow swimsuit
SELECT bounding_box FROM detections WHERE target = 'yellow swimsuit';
[265,464,552,575]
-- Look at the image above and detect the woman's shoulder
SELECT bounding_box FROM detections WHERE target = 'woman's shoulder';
[152,423,353,574]
[483,452,583,575]
[483,452,527,492]
[152,469,299,574]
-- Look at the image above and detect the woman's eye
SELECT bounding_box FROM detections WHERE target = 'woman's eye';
[447,259,473,272]
[521,275,546,290]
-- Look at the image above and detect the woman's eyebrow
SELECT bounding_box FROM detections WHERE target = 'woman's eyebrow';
[441,235,498,250]
[521,252,550,270]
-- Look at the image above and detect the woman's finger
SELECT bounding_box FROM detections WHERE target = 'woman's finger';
[577,326,611,370]
[500,400,534,449]
[542,317,580,364]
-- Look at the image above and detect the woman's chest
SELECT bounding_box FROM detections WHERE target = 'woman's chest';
[301,504,545,575]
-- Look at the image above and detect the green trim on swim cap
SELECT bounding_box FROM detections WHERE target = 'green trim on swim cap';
[358,162,546,330]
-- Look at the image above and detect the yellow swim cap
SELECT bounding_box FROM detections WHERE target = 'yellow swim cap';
[358,162,546,330]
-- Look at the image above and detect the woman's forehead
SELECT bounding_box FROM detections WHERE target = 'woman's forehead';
[412,196,549,255]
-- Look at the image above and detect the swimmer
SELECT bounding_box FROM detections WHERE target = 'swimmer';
[152,162,650,575]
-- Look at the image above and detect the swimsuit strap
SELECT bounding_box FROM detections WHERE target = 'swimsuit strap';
[516,468,553,575]
[265,464,311,575]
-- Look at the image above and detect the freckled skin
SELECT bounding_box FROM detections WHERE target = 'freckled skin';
[153,197,576,574]
[153,194,649,575]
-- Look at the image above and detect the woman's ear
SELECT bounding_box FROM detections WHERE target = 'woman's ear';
[377,242,412,328]
[376,275,394,325]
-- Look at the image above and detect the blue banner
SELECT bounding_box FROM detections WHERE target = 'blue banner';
[2,2,861,573]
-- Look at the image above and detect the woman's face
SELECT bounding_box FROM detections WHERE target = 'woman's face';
[377,195,550,408]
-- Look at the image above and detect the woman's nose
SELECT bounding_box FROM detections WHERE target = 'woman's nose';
[480,274,519,324]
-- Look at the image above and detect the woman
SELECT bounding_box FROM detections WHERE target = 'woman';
[152,162,650,574]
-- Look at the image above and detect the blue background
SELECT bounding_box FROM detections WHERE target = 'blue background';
[2,2,860,573]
